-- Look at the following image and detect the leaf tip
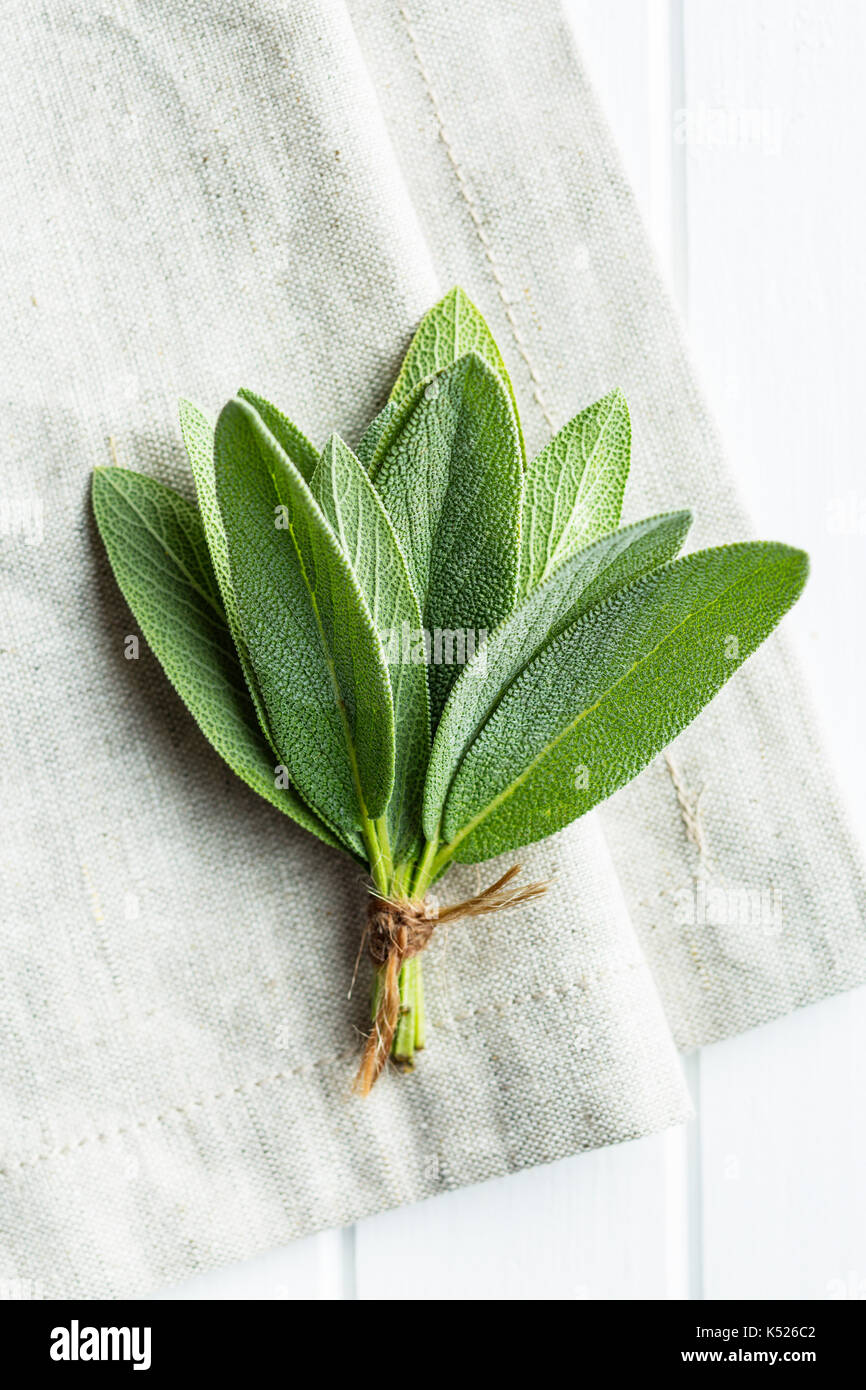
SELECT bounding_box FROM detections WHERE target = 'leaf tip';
[789,545,810,585]
[605,385,629,415]
[436,283,483,321]
[91,463,120,494]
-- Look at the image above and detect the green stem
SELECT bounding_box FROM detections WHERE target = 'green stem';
[391,858,414,900]
[361,813,389,895]
[374,816,394,887]
[412,840,457,900]
[371,964,383,1017]
[365,842,442,1071]
[427,841,457,885]
[414,959,426,1050]
[411,835,440,900]
[393,956,419,1064]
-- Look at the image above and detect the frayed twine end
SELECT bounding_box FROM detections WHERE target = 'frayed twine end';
[353,865,549,1095]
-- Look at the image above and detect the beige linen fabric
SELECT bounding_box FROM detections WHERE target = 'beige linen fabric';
[0,0,861,1296]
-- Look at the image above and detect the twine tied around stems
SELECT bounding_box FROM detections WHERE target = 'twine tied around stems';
[353,864,549,1095]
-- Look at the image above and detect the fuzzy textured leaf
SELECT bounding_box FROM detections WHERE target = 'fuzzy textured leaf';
[91,466,349,853]
[424,510,692,837]
[312,434,430,860]
[356,400,397,471]
[371,351,523,722]
[178,398,275,749]
[388,286,525,465]
[236,388,319,482]
[443,542,808,862]
[518,388,631,597]
[214,398,394,837]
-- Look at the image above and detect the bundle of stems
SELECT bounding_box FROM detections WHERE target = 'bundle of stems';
[93,288,808,1091]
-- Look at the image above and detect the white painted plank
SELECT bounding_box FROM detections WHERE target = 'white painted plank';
[701,992,866,1300]
[680,0,866,1298]
[356,1131,689,1300]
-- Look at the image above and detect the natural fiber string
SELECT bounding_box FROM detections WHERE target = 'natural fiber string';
[354,865,549,1094]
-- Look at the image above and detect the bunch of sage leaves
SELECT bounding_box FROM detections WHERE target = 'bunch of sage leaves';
[92,288,807,1078]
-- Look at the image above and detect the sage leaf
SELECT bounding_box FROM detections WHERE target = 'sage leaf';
[311,434,430,861]
[178,398,275,750]
[372,351,523,722]
[214,398,395,839]
[442,542,808,862]
[424,509,692,838]
[356,399,396,471]
[236,387,319,482]
[518,388,631,598]
[91,466,351,854]
[388,286,525,465]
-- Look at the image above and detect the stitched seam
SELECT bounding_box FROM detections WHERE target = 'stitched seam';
[0,1054,355,1176]
[399,4,556,433]
[0,965,644,1175]
[663,749,709,861]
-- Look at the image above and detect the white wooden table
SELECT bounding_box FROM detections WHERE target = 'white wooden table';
[154,0,866,1300]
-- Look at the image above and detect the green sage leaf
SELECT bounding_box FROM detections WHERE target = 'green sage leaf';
[372,351,523,722]
[443,541,808,862]
[91,466,350,854]
[178,398,275,750]
[311,434,430,861]
[424,510,692,838]
[388,286,525,465]
[518,388,631,597]
[236,388,319,482]
[214,397,395,839]
[356,399,397,471]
